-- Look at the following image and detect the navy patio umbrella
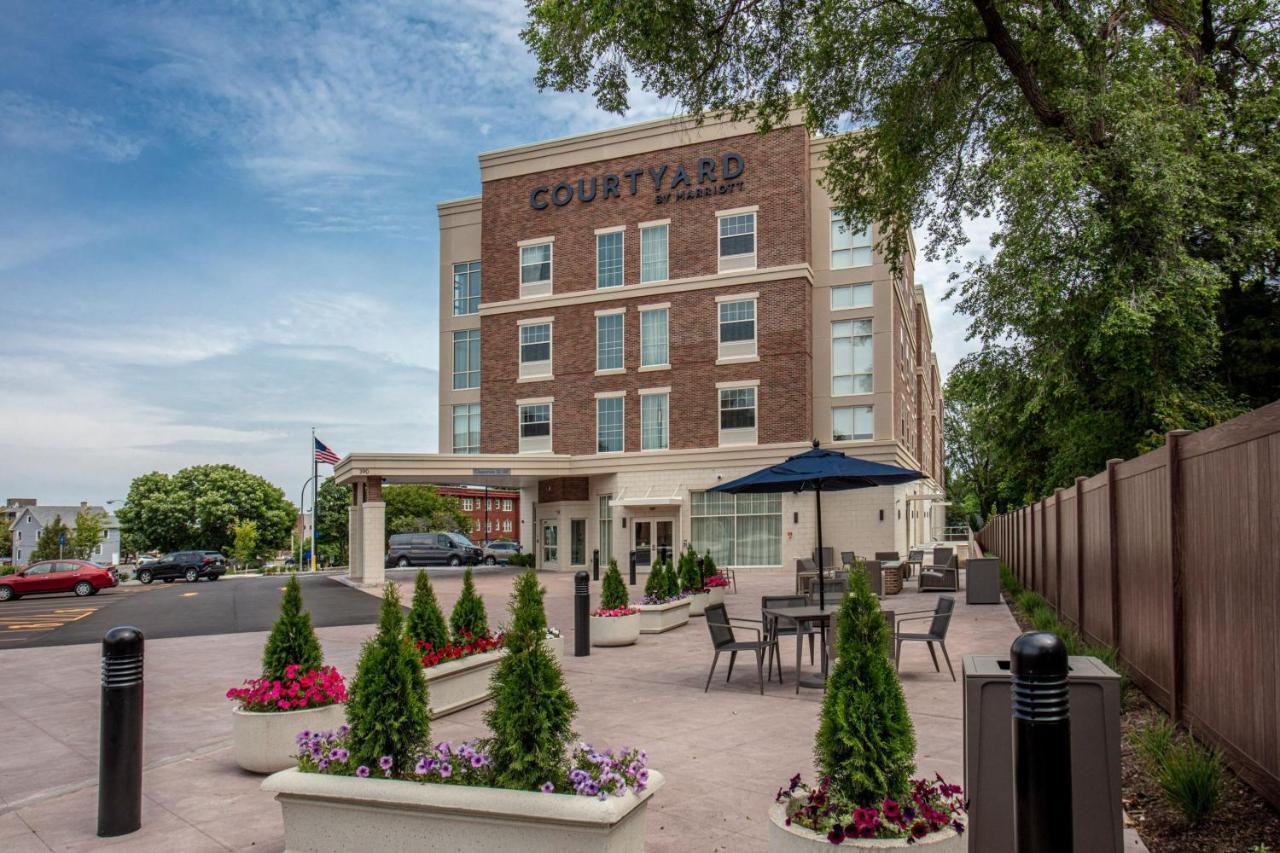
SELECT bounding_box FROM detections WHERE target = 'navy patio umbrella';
[710,440,925,611]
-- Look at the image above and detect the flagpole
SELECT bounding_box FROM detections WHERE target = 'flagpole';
[311,427,318,573]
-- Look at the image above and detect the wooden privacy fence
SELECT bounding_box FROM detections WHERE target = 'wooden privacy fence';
[976,400,1280,809]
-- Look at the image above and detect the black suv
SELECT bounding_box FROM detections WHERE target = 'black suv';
[385,532,482,568]
[137,551,227,584]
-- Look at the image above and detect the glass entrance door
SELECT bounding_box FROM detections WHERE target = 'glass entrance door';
[654,520,674,564]
[634,521,653,567]
[634,519,675,566]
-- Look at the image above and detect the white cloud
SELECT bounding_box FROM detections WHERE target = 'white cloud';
[912,216,997,379]
[0,90,145,162]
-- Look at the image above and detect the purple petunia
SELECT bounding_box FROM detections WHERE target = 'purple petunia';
[356,765,370,778]
[540,781,555,793]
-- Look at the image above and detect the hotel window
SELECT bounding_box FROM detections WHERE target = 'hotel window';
[596,229,624,288]
[833,319,873,395]
[599,495,613,561]
[518,321,552,379]
[502,499,512,512]
[519,241,553,296]
[518,401,552,453]
[452,330,480,390]
[833,405,874,441]
[640,391,669,451]
[462,497,473,511]
[452,261,481,315]
[640,222,669,282]
[570,519,587,565]
[830,210,872,268]
[717,210,756,272]
[719,384,757,445]
[640,307,669,368]
[831,283,872,310]
[596,395,624,453]
[717,297,757,360]
[503,519,512,533]
[691,491,781,568]
[487,499,493,511]
[452,404,481,455]
[596,313,624,372]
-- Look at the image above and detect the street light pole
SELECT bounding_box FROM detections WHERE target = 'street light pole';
[299,475,317,570]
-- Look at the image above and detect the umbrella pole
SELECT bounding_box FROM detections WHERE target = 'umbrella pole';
[815,481,828,680]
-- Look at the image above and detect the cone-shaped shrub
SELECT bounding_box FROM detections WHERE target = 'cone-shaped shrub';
[346,583,430,774]
[484,569,577,790]
[702,550,719,579]
[815,568,915,805]
[600,559,630,609]
[406,570,450,651]
[450,567,488,641]
[261,573,324,680]
[643,561,666,599]
[662,560,683,598]
[677,545,702,592]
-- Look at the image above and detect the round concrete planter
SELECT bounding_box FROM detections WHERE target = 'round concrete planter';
[707,586,727,606]
[543,634,564,659]
[589,612,640,647]
[263,766,664,853]
[232,703,347,774]
[768,802,966,852]
[686,590,711,616]
[636,598,691,634]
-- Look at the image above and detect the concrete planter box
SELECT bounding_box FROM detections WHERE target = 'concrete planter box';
[686,590,711,616]
[544,634,564,659]
[589,612,640,647]
[263,766,664,853]
[769,802,965,852]
[636,598,691,634]
[424,648,504,719]
[707,586,727,606]
[232,703,347,774]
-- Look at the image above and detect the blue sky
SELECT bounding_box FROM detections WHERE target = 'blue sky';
[0,0,984,506]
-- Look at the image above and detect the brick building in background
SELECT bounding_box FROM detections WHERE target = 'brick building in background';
[337,111,946,585]
[435,485,520,543]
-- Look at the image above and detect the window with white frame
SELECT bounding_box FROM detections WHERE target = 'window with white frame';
[502,499,512,512]
[640,307,668,367]
[452,330,480,390]
[831,283,872,310]
[640,223,668,282]
[691,491,781,567]
[717,297,757,360]
[596,313,624,371]
[503,519,512,533]
[830,210,872,268]
[519,322,552,379]
[719,384,757,445]
[452,404,480,454]
[596,395,624,453]
[462,497,474,511]
[717,211,756,271]
[542,520,558,563]
[832,319,873,395]
[519,242,552,295]
[452,261,481,315]
[598,495,612,562]
[519,402,552,453]
[640,391,669,450]
[596,230,623,288]
[833,405,874,441]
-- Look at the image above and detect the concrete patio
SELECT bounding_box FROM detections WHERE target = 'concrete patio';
[0,567,1020,852]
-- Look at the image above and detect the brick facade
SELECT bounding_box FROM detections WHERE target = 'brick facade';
[435,485,519,541]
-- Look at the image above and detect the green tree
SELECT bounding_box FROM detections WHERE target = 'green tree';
[384,485,471,540]
[643,560,667,599]
[406,570,450,651]
[0,519,10,560]
[449,568,489,640]
[523,0,1280,491]
[116,465,294,554]
[232,519,261,571]
[484,569,577,790]
[346,582,431,775]
[261,573,324,680]
[71,509,106,561]
[600,559,630,609]
[314,477,351,565]
[816,568,916,805]
[676,545,702,592]
[31,515,70,562]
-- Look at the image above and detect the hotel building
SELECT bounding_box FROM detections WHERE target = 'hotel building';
[337,113,946,585]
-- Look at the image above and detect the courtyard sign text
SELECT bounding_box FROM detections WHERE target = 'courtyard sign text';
[530,152,745,210]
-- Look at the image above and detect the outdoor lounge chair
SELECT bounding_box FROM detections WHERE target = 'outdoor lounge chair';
[704,603,779,695]
[813,546,835,571]
[840,551,857,568]
[795,557,819,595]
[893,595,957,680]
[863,559,883,595]
[807,578,847,606]
[874,551,900,563]
[918,548,958,592]
[762,594,815,674]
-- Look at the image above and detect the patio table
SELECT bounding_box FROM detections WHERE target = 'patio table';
[764,604,840,691]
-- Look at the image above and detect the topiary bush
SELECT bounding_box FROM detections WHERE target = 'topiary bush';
[406,570,450,651]
[702,550,719,579]
[600,559,630,610]
[450,567,489,641]
[815,567,916,805]
[643,561,667,599]
[346,582,431,774]
[676,545,702,592]
[261,573,324,680]
[484,569,577,790]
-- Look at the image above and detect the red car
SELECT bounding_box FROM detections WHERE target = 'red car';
[0,560,119,602]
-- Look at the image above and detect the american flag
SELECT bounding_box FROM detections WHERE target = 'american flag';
[314,438,341,466]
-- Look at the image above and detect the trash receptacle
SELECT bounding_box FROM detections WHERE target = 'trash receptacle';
[965,558,1001,604]
[962,654,1123,853]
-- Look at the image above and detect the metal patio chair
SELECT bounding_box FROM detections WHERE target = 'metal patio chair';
[795,557,819,595]
[704,603,778,695]
[893,595,957,680]
[840,551,857,568]
[761,594,814,677]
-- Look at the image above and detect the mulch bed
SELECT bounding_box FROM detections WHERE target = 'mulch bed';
[1003,592,1280,852]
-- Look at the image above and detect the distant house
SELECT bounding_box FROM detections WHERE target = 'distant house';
[10,501,121,566]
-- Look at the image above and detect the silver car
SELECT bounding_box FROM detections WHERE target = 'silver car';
[481,541,522,565]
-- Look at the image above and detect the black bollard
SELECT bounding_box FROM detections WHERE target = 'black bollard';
[1011,631,1073,853]
[592,549,600,582]
[98,626,144,837]
[574,571,590,657]
[628,550,637,585]
[696,555,705,589]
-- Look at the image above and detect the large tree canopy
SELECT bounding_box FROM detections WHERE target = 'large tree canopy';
[384,485,471,541]
[117,464,295,554]
[525,0,1280,496]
